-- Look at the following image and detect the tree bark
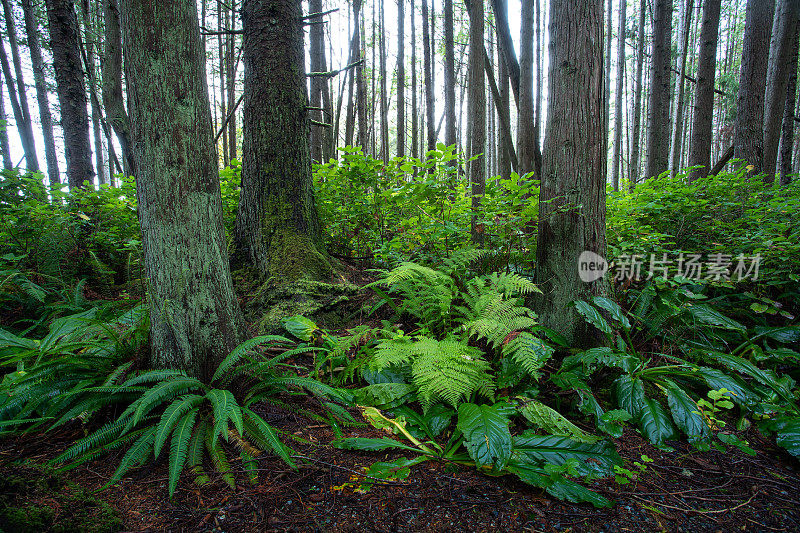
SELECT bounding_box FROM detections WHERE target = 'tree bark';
[687,0,721,182]
[0,68,11,169]
[518,0,535,175]
[444,0,456,150]
[356,0,368,150]
[604,0,611,172]
[102,0,133,176]
[422,0,435,156]
[80,1,106,185]
[733,0,775,173]
[779,11,799,185]
[497,43,511,178]
[397,0,406,157]
[227,5,237,163]
[46,0,95,188]
[411,0,419,160]
[628,0,646,187]
[535,0,606,346]
[669,0,694,176]
[234,0,332,282]
[309,0,326,163]
[611,0,627,189]
[763,0,800,182]
[468,0,485,243]
[21,0,59,183]
[1,0,39,172]
[120,0,246,380]
[645,0,672,179]
[379,0,389,161]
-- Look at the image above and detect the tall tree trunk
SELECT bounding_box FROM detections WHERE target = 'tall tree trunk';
[763,0,800,182]
[535,0,606,345]
[218,0,228,165]
[21,0,60,183]
[344,2,359,148]
[468,0,485,243]
[444,0,456,149]
[120,0,246,380]
[611,0,626,189]
[309,0,326,163]
[234,0,332,281]
[497,43,511,178]
[356,1,368,150]
[80,1,106,185]
[518,0,535,175]
[779,13,799,184]
[411,0,419,160]
[1,0,39,172]
[603,0,611,171]
[645,0,672,178]
[628,0,646,186]
[46,0,95,188]
[227,5,237,163]
[397,0,406,157]
[687,0,721,182]
[669,0,693,175]
[0,69,11,169]
[534,0,542,149]
[102,0,133,176]
[733,0,775,173]
[379,0,389,162]
[422,0,435,155]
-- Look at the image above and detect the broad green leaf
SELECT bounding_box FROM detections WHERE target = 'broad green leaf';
[353,383,417,409]
[506,460,613,508]
[687,304,745,332]
[516,397,599,443]
[637,397,678,447]
[774,418,800,458]
[284,316,320,341]
[573,301,612,335]
[331,437,421,452]
[511,433,622,478]
[457,402,514,471]
[592,297,631,329]
[662,381,710,443]
[613,375,646,418]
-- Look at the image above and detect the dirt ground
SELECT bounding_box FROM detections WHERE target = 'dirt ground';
[1,394,799,533]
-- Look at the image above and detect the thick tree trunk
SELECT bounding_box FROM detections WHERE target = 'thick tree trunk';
[645,0,672,179]
[120,0,246,380]
[46,0,95,188]
[21,0,60,183]
[687,0,721,182]
[733,0,775,173]
[422,0,435,155]
[518,0,535,175]
[102,0,133,176]
[611,0,626,189]
[468,0,485,244]
[535,0,606,346]
[397,0,406,157]
[1,0,39,173]
[669,0,693,176]
[234,0,332,282]
[763,0,800,182]
[779,14,799,185]
[628,0,645,187]
[444,0,456,150]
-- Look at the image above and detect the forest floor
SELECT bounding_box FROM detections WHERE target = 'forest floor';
[2,394,800,533]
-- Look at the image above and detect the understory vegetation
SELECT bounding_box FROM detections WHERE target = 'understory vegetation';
[0,157,798,510]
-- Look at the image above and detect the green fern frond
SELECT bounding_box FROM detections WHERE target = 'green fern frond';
[104,426,157,489]
[242,408,294,465]
[205,428,235,489]
[121,369,188,387]
[168,407,199,496]
[207,389,243,447]
[132,377,205,427]
[153,394,205,457]
[55,416,128,463]
[212,335,293,383]
[501,333,554,379]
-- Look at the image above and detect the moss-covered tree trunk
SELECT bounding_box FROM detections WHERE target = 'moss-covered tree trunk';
[534,0,607,346]
[234,0,332,282]
[120,0,246,381]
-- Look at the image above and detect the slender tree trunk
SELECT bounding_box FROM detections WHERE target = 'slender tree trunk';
[46,0,95,188]
[669,0,694,175]
[604,0,611,172]
[468,0,485,243]
[309,0,325,163]
[733,0,775,173]
[534,0,542,149]
[645,0,673,178]
[356,1,368,150]
[611,0,626,189]
[80,1,106,185]
[218,0,227,165]
[779,13,799,184]
[535,0,606,345]
[444,0,456,150]
[763,0,800,182]
[21,0,60,183]
[497,42,511,178]
[379,0,389,161]
[0,69,11,169]
[422,0,435,156]
[102,0,133,176]
[687,0,721,182]
[120,0,246,380]
[1,0,39,172]
[397,0,406,157]
[234,0,332,282]
[628,0,646,187]
[411,0,419,160]
[344,2,359,148]
[227,5,237,163]
[518,0,535,175]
